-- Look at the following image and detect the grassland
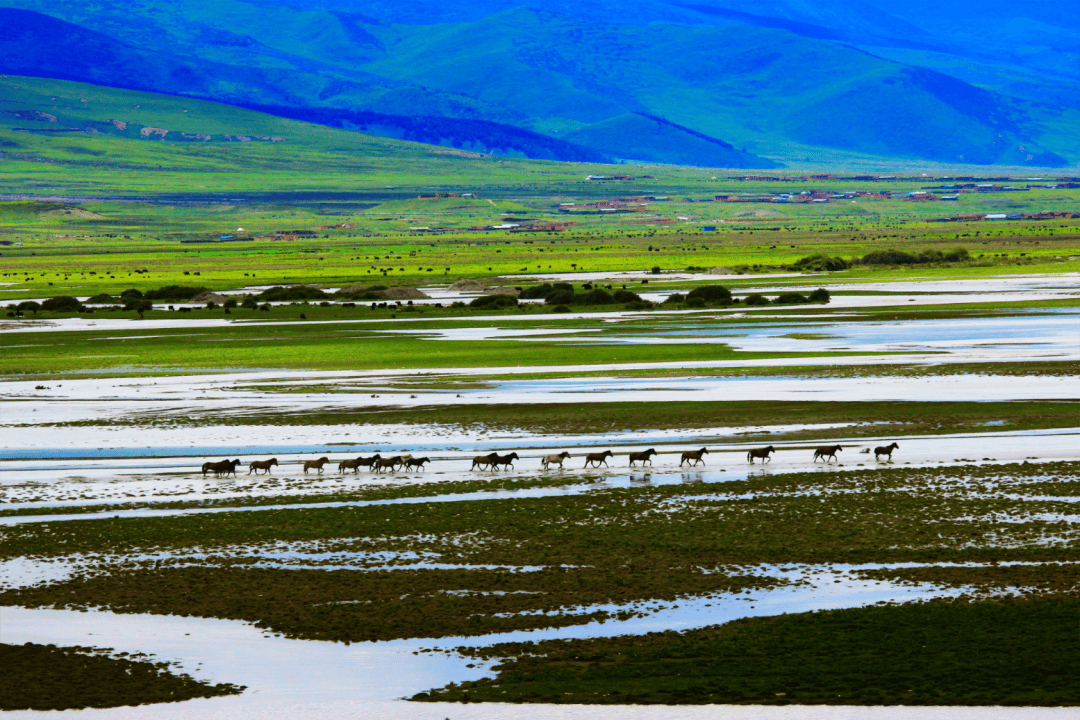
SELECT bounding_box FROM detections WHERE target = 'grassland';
[0,642,243,710]
[421,599,1080,705]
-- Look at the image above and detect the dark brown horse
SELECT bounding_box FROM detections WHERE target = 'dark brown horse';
[813,445,843,462]
[680,447,709,467]
[203,459,240,477]
[628,449,657,467]
[490,452,519,470]
[248,458,278,475]
[405,456,430,470]
[875,442,899,461]
[338,458,362,473]
[747,446,775,464]
[374,456,403,472]
[354,454,382,471]
[303,457,331,473]
[472,452,499,471]
[583,450,614,468]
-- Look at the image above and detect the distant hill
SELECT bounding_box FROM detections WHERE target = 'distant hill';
[1,1,1076,168]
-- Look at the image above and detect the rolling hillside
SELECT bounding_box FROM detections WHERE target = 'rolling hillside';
[1,0,1076,168]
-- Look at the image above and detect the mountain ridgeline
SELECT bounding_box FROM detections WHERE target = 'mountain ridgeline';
[0,1,1076,168]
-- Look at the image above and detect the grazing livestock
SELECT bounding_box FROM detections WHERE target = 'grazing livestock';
[814,445,843,462]
[303,457,331,474]
[541,452,571,470]
[747,446,775,464]
[875,442,899,461]
[472,452,499,471]
[490,452,519,470]
[203,459,240,477]
[355,454,382,471]
[584,450,614,468]
[680,447,710,467]
[405,457,431,471]
[248,458,279,475]
[628,449,657,467]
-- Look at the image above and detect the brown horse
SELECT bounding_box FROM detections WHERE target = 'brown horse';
[875,442,899,461]
[541,452,571,470]
[248,458,279,475]
[303,457,330,473]
[405,456,430,471]
[355,454,382,471]
[747,446,775,464]
[472,452,499,471]
[374,456,403,472]
[584,450,614,468]
[203,459,240,477]
[490,452,519,470]
[813,445,843,462]
[338,458,361,473]
[680,447,709,467]
[628,449,657,467]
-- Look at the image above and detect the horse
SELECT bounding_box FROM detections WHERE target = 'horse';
[355,454,382,471]
[338,458,361,473]
[490,452,519,470]
[874,442,899,461]
[747,446,775,464]
[541,452,571,470]
[203,459,239,477]
[248,458,278,475]
[628,449,657,467]
[303,457,330,473]
[374,456,403,472]
[472,452,499,471]
[584,450,614,468]
[680,448,709,467]
[405,457,430,471]
[813,445,843,462]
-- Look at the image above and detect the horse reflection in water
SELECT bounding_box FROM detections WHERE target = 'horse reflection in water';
[629,474,652,485]
[680,472,704,484]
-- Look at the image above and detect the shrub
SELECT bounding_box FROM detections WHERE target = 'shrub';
[685,296,706,308]
[519,284,554,300]
[85,293,116,304]
[687,285,732,305]
[16,301,40,314]
[860,247,970,266]
[256,285,328,301]
[612,289,642,303]
[744,294,769,306]
[41,296,84,312]
[793,254,849,272]
[551,304,571,313]
[143,286,208,301]
[809,288,831,303]
[544,289,575,306]
[120,288,144,302]
[470,295,518,308]
[578,288,613,305]
[664,293,686,304]
[774,292,809,304]
[224,298,238,309]
[651,266,661,274]
[240,296,258,309]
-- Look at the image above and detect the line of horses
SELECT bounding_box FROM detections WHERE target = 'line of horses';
[199,442,899,478]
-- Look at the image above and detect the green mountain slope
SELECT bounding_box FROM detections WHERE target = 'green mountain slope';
[2,1,1076,167]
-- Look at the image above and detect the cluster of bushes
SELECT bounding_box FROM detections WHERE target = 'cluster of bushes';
[793,247,971,272]
[255,285,328,302]
[85,286,209,304]
[520,283,645,307]
[861,247,970,265]
[470,294,519,309]
[664,285,733,307]
[745,288,830,305]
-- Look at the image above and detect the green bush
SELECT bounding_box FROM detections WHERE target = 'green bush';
[470,295,518,308]
[794,254,849,272]
[519,283,555,300]
[612,289,641,303]
[809,288,831,303]
[663,293,685,304]
[687,285,732,304]
[41,296,84,312]
[861,247,970,266]
[545,289,576,305]
[744,294,769,306]
[774,292,809,304]
[144,286,208,301]
[685,296,706,308]
[85,293,116,304]
[15,301,40,314]
[256,285,328,301]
